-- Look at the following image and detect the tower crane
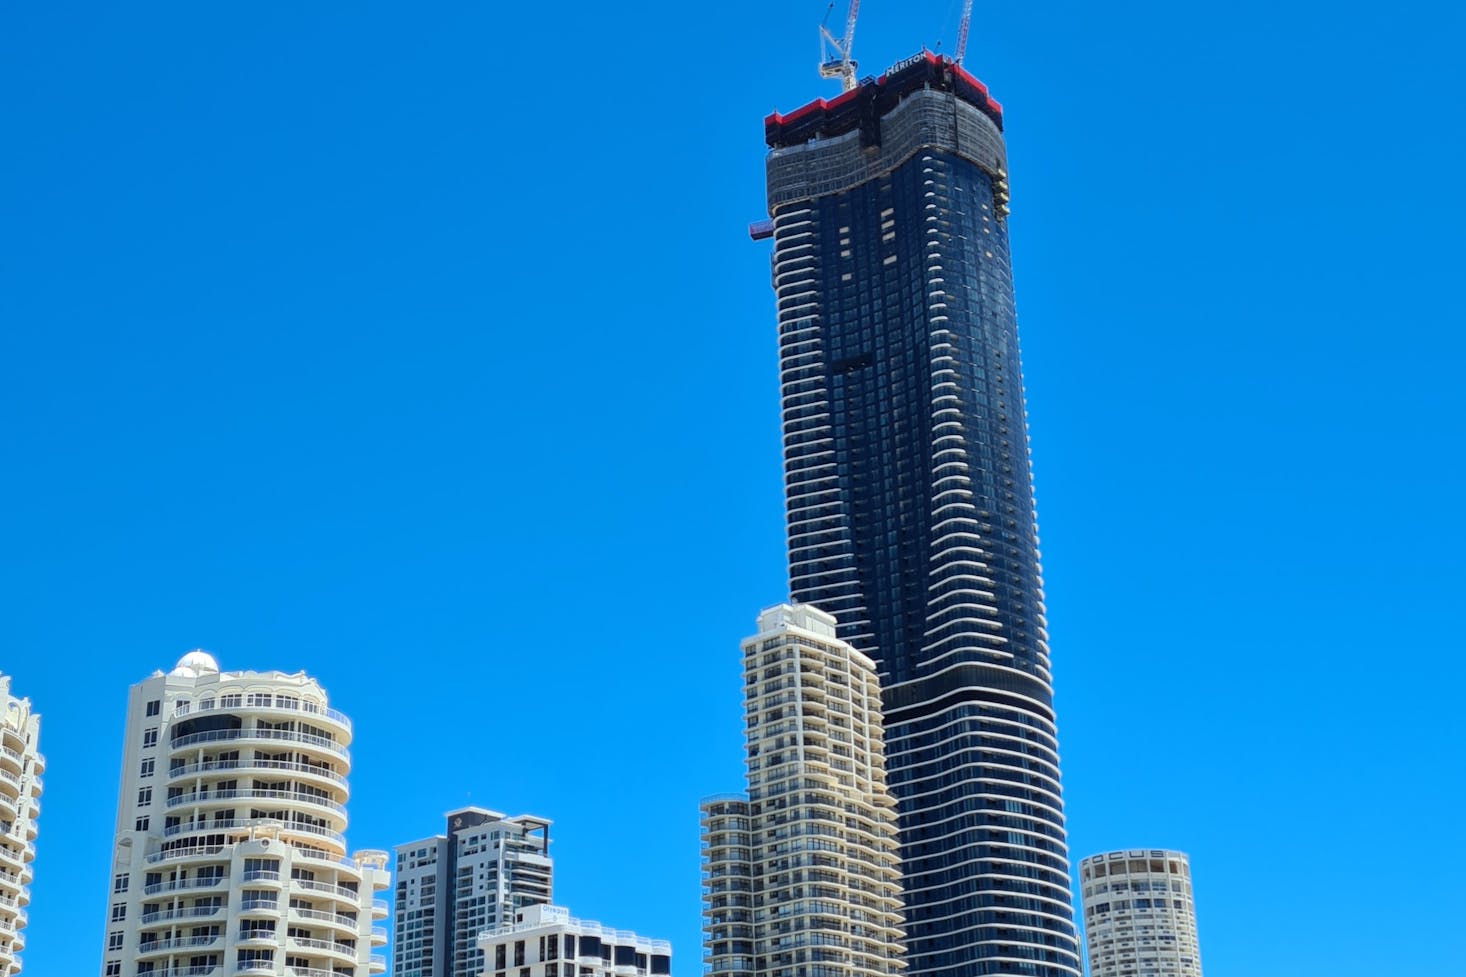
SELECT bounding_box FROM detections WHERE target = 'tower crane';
[818,0,861,91]
[955,0,974,64]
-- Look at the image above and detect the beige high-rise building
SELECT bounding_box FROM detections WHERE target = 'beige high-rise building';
[1079,850,1202,977]
[0,674,43,976]
[98,651,389,977]
[702,603,904,977]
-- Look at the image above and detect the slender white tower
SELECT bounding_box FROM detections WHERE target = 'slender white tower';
[1079,850,1203,977]
[702,603,904,977]
[0,675,42,976]
[99,652,389,977]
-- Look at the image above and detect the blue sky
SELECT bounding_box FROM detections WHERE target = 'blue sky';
[2,1,1464,974]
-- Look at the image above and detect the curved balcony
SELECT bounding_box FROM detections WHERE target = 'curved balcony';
[169,728,349,761]
[236,926,280,945]
[370,926,388,946]
[136,935,221,957]
[287,935,358,964]
[166,788,347,818]
[370,954,386,973]
[169,759,347,788]
[239,898,284,916]
[138,905,223,925]
[370,898,389,919]
[188,696,352,736]
[162,819,345,849]
[235,964,275,976]
[144,876,226,896]
[145,844,234,866]
[292,878,365,903]
[241,869,283,887]
[290,906,361,934]
[291,848,364,877]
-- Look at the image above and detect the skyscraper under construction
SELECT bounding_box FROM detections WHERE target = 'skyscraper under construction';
[759,52,1081,977]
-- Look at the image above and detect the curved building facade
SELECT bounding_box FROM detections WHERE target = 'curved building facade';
[763,53,1078,977]
[99,652,389,977]
[0,675,42,976]
[1079,851,1202,977]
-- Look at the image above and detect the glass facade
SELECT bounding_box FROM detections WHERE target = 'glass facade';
[764,54,1080,977]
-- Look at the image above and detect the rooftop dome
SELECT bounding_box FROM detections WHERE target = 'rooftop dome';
[170,650,220,677]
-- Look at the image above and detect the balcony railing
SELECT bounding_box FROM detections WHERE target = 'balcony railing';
[144,876,225,895]
[189,695,351,730]
[168,758,347,785]
[165,788,345,815]
[137,935,220,954]
[138,905,223,925]
[169,728,348,758]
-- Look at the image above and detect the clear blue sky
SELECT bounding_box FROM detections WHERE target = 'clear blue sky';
[3,2,1463,974]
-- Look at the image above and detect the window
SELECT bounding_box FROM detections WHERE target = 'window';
[105,962,122,976]
[145,700,160,717]
[175,700,191,716]
[134,817,150,831]
[137,788,152,806]
[107,932,124,950]
[139,758,154,777]
[113,874,129,894]
[142,729,158,748]
[110,904,126,921]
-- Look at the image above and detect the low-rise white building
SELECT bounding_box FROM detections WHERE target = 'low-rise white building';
[0,674,42,976]
[476,905,670,977]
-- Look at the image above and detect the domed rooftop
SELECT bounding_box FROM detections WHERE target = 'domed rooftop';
[170,650,220,678]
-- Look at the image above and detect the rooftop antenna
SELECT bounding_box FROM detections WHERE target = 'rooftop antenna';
[819,0,861,91]
[955,0,973,64]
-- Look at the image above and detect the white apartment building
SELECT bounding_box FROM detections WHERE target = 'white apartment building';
[99,651,389,977]
[475,904,670,977]
[0,675,42,976]
[394,807,552,977]
[702,604,905,977]
[1079,850,1202,977]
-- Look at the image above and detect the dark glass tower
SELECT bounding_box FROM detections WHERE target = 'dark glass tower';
[761,53,1080,977]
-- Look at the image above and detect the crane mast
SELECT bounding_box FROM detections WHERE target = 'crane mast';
[818,0,861,91]
[955,0,974,64]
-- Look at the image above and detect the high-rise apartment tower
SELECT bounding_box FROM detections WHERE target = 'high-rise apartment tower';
[394,807,552,977]
[761,52,1079,976]
[702,604,905,977]
[0,675,42,977]
[1078,851,1202,977]
[98,652,389,977]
